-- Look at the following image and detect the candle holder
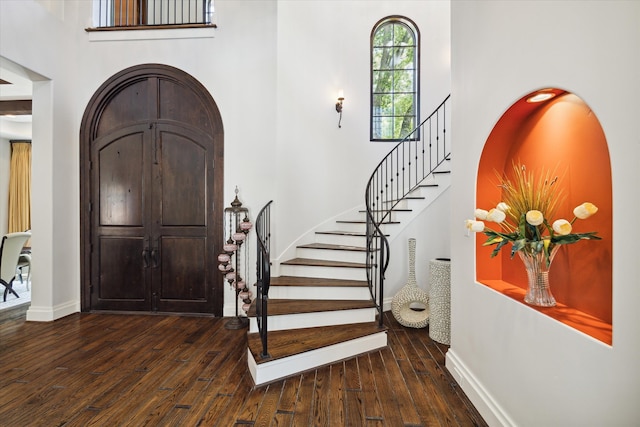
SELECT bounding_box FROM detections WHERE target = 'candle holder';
[218,187,254,330]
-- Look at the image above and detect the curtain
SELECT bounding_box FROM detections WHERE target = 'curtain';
[8,141,31,233]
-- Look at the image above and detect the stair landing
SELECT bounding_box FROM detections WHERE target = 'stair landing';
[247,322,387,386]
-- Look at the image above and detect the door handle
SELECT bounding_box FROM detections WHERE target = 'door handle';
[142,236,151,268]
[150,237,159,268]
[151,248,159,268]
[142,248,150,268]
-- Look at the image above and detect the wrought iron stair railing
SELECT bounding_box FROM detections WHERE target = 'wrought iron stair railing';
[365,95,451,327]
[255,200,273,359]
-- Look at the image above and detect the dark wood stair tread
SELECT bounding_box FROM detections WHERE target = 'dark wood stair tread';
[336,220,400,224]
[270,276,369,287]
[247,299,376,317]
[281,258,366,268]
[248,322,387,364]
[358,208,412,213]
[316,230,366,236]
[297,242,366,252]
[316,230,390,237]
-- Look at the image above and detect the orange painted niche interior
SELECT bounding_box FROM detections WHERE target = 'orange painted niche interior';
[476,89,612,345]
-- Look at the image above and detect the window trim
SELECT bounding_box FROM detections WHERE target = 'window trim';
[370,15,420,142]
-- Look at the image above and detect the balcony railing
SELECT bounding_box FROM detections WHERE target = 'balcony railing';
[91,0,214,29]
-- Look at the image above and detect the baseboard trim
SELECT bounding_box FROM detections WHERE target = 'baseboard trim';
[26,300,79,322]
[445,349,515,427]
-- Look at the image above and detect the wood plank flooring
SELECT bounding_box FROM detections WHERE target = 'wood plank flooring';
[0,311,487,426]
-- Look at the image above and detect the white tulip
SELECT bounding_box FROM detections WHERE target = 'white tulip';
[465,219,485,232]
[552,219,572,235]
[474,208,488,220]
[526,210,544,226]
[496,202,510,212]
[573,202,598,219]
[486,208,506,223]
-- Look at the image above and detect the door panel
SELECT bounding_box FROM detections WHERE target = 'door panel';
[157,236,207,305]
[159,130,207,226]
[91,126,152,311]
[98,236,147,301]
[99,132,145,226]
[151,124,215,313]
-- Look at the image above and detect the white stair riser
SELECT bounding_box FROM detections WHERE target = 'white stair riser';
[333,221,367,233]
[248,331,388,386]
[296,247,367,264]
[379,199,410,209]
[269,285,371,300]
[248,307,377,333]
[315,233,366,247]
[279,264,367,281]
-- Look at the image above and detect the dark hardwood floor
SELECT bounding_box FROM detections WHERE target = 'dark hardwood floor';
[0,310,486,426]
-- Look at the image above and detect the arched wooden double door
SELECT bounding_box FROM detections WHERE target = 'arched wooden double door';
[80,64,224,315]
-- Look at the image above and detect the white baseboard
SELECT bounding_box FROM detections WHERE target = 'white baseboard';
[445,349,515,427]
[26,299,79,322]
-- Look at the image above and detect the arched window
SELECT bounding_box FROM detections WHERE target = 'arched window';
[371,16,419,141]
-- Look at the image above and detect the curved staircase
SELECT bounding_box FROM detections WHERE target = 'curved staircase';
[246,169,450,386]
[247,95,451,386]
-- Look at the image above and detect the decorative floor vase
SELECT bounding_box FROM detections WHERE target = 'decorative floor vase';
[518,246,559,307]
[428,258,451,345]
[391,238,430,328]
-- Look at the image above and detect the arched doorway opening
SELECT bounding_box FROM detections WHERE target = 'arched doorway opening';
[80,64,224,315]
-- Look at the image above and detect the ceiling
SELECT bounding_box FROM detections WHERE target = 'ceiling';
[0,57,33,140]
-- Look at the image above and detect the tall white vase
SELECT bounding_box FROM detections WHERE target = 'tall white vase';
[391,238,430,328]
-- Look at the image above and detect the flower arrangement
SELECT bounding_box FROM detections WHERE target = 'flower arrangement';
[466,162,601,266]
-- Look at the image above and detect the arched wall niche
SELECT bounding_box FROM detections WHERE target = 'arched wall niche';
[476,88,612,345]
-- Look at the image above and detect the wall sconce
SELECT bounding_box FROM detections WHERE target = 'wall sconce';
[335,89,344,128]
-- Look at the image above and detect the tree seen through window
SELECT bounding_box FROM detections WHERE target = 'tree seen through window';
[371,17,419,141]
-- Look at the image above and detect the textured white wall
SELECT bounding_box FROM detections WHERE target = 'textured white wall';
[0,0,452,318]
[449,1,640,425]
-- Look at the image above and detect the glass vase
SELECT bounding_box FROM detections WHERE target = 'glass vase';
[517,246,560,307]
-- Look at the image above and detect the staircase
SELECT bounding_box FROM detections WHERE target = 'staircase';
[246,172,450,386]
[247,95,451,386]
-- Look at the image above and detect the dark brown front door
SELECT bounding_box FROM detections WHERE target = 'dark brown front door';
[80,65,224,315]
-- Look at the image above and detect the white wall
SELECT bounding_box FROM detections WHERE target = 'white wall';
[449,2,640,425]
[273,1,451,262]
[0,0,452,318]
[0,137,9,236]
